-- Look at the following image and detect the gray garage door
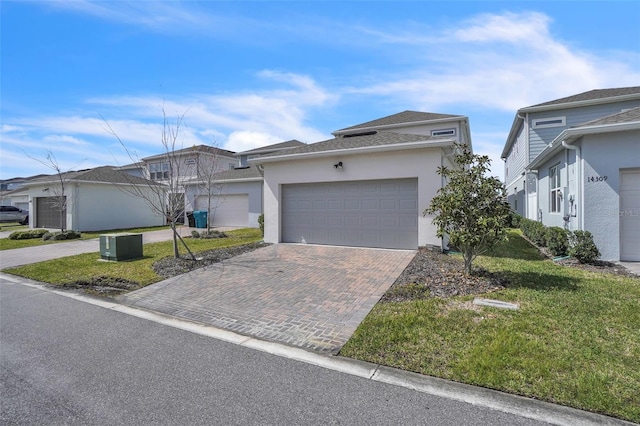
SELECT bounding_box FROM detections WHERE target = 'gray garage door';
[36,196,67,229]
[282,178,418,249]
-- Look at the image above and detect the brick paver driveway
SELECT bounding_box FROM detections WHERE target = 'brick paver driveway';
[118,244,415,353]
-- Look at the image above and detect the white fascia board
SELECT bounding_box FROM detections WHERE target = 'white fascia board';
[526,121,640,170]
[249,139,455,164]
[185,177,263,185]
[519,93,640,114]
[501,114,524,159]
[332,116,466,136]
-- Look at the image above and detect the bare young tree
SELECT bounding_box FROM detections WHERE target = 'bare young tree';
[192,143,226,234]
[26,150,71,232]
[103,109,196,260]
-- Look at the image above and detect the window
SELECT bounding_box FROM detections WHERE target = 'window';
[533,116,566,129]
[149,162,170,180]
[431,128,456,137]
[549,164,561,213]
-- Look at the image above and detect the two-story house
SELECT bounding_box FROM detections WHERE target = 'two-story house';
[183,140,306,228]
[501,87,640,261]
[253,110,472,250]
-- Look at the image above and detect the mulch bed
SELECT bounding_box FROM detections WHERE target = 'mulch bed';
[381,248,508,302]
[382,244,638,303]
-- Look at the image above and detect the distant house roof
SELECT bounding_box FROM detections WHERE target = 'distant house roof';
[521,86,640,112]
[142,145,236,162]
[527,107,640,170]
[333,110,464,135]
[252,131,454,163]
[183,164,263,185]
[26,166,161,186]
[237,140,306,156]
[502,86,640,159]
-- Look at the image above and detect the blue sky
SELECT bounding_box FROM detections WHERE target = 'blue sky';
[1,1,639,180]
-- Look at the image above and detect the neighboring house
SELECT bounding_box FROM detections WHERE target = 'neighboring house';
[252,110,472,250]
[119,145,237,220]
[501,87,640,262]
[22,166,166,231]
[0,175,48,210]
[183,140,305,228]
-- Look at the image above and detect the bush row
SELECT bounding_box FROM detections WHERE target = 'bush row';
[9,229,49,240]
[517,216,600,264]
[42,230,82,241]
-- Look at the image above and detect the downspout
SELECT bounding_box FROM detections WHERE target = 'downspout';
[562,141,582,230]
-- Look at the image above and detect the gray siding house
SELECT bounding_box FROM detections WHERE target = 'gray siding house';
[502,87,640,262]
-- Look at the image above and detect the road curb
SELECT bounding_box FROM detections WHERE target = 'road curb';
[1,273,636,426]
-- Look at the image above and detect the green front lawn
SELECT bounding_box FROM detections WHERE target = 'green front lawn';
[0,225,173,250]
[3,228,262,287]
[340,231,640,423]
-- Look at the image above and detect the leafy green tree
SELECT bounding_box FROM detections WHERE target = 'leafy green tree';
[425,143,511,275]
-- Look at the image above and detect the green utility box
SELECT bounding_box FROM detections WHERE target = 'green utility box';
[99,233,143,261]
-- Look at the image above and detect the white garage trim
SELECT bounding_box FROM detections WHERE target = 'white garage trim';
[196,194,249,227]
[620,169,640,261]
[281,179,418,249]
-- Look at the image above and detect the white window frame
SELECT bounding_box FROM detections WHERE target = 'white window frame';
[149,161,170,180]
[533,116,566,129]
[549,164,561,213]
[431,128,456,137]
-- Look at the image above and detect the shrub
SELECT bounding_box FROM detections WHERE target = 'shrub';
[569,230,600,264]
[545,226,569,256]
[258,214,264,236]
[9,229,49,240]
[520,218,546,246]
[42,230,82,241]
[506,211,522,228]
[190,230,227,239]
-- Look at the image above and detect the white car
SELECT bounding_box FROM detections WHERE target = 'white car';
[0,206,29,224]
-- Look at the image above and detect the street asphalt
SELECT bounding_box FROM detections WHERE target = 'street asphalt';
[0,228,637,425]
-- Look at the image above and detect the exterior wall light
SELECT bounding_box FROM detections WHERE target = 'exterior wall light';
[334,161,343,169]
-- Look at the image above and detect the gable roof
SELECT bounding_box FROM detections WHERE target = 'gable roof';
[236,140,306,156]
[527,107,640,170]
[142,145,236,162]
[333,110,464,135]
[522,86,640,112]
[252,131,455,163]
[26,166,161,186]
[502,86,640,159]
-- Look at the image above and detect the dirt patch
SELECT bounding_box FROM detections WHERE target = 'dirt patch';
[554,257,638,278]
[62,276,141,297]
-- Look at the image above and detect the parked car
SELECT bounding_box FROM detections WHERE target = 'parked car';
[0,205,29,224]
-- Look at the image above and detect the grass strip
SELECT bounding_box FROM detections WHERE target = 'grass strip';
[3,228,262,287]
[340,230,640,422]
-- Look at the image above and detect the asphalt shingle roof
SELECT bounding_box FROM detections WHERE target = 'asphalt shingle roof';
[334,110,463,133]
[257,131,445,159]
[142,145,236,161]
[526,86,640,109]
[238,140,306,155]
[28,166,159,186]
[574,106,640,127]
[211,165,263,181]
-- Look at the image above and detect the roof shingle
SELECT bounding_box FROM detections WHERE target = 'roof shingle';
[334,110,463,134]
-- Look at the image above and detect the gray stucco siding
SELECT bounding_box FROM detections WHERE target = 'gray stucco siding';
[528,100,640,163]
[582,131,640,261]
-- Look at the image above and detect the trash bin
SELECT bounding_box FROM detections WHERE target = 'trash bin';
[193,210,208,228]
[186,211,195,228]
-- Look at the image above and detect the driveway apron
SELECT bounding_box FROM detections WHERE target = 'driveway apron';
[118,244,415,353]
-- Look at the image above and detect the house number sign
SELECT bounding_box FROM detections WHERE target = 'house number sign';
[586,175,608,182]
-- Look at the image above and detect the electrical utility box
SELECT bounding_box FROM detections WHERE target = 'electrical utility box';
[99,233,143,261]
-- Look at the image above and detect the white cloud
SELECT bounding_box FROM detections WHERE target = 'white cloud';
[225,130,283,153]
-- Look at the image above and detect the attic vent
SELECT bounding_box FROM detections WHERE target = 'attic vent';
[343,131,377,138]
[431,128,456,137]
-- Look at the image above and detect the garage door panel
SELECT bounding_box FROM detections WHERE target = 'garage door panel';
[282,178,418,249]
[620,170,640,261]
[196,194,248,227]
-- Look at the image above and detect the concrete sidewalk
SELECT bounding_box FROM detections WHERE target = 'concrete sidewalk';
[0,227,223,269]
